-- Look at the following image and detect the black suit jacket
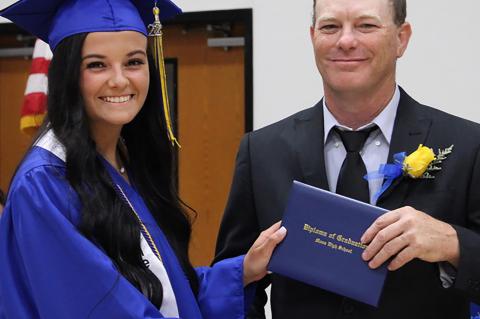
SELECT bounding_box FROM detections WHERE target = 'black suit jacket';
[214,88,480,319]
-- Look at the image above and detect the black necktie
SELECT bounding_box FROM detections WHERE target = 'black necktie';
[334,126,378,203]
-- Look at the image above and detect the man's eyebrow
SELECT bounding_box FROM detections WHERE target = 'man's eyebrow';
[357,14,382,21]
[316,13,382,23]
[316,15,337,22]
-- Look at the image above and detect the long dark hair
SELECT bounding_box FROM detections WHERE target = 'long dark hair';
[41,32,198,307]
[0,188,5,207]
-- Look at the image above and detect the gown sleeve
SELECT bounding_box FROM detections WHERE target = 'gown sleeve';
[195,255,257,319]
[0,165,169,319]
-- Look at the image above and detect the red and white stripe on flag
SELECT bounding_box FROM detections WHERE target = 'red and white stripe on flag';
[20,39,52,134]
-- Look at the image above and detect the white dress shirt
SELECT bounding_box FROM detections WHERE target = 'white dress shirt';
[323,86,400,205]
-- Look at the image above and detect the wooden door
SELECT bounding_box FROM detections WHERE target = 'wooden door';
[164,24,246,266]
[0,56,32,192]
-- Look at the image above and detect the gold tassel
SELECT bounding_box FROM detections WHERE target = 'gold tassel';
[148,3,180,147]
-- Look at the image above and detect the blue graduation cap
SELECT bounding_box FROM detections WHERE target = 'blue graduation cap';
[0,0,181,50]
[1,0,182,145]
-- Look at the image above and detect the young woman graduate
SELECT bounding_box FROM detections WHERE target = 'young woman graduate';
[0,0,286,318]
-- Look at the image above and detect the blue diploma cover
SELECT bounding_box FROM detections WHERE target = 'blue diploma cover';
[268,181,388,307]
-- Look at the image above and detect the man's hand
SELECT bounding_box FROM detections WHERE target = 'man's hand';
[243,221,287,286]
[360,206,460,271]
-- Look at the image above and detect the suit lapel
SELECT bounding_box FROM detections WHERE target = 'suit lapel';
[292,91,432,208]
[377,88,432,208]
[294,101,330,191]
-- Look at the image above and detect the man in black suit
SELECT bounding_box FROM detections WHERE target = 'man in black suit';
[214,0,480,318]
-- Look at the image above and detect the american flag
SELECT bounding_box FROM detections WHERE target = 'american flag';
[20,39,52,135]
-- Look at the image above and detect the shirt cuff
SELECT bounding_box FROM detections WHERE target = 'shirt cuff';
[439,262,457,288]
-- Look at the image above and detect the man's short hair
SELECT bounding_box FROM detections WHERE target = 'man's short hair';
[312,0,407,26]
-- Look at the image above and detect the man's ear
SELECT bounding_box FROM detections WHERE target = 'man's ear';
[397,22,412,58]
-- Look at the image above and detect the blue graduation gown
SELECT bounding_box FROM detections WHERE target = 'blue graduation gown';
[0,146,254,319]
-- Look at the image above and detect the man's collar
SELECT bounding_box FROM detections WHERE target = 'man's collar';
[323,85,400,144]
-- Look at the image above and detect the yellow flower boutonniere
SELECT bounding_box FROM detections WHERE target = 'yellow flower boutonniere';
[404,144,454,179]
[365,144,454,201]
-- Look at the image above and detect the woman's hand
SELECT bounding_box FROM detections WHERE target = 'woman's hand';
[243,221,287,286]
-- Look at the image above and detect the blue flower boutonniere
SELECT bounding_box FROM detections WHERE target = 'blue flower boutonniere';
[365,144,454,202]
